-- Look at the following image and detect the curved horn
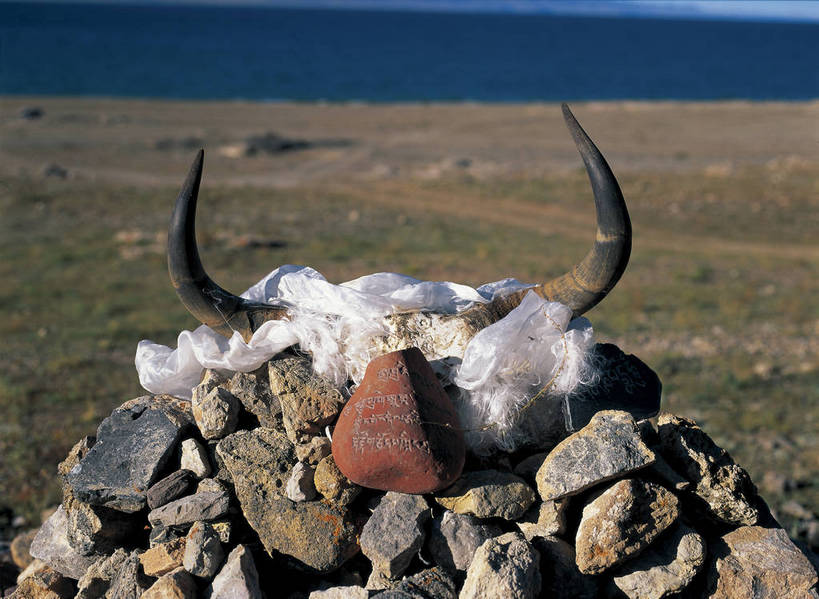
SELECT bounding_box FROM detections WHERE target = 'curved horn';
[168,150,287,341]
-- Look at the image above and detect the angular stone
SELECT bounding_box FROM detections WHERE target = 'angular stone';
[183,521,224,579]
[10,564,74,599]
[532,536,598,599]
[63,486,140,556]
[360,492,431,579]
[426,510,503,572]
[286,462,317,502]
[210,519,232,545]
[216,428,296,498]
[205,545,262,599]
[296,436,332,465]
[147,470,197,510]
[141,567,197,599]
[309,586,369,599]
[460,532,541,599]
[139,538,186,577]
[332,348,465,494]
[269,355,345,443]
[192,386,239,441]
[314,455,361,507]
[196,478,227,495]
[75,548,129,599]
[516,499,569,541]
[612,523,706,599]
[147,490,230,528]
[149,524,187,548]
[180,438,212,479]
[106,550,152,599]
[57,436,95,478]
[563,343,661,432]
[371,567,457,599]
[536,410,655,501]
[66,395,192,513]
[10,529,37,569]
[435,470,536,520]
[706,525,817,598]
[227,364,282,429]
[575,479,680,575]
[658,413,759,526]
[16,558,48,586]
[29,505,97,579]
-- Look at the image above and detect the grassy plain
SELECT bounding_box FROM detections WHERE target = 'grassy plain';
[1,97,817,539]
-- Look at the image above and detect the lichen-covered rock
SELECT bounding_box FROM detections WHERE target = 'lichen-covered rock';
[226,364,282,429]
[139,538,186,577]
[371,567,457,599]
[180,438,211,479]
[536,410,655,501]
[286,462,317,502]
[28,505,97,579]
[575,479,680,575]
[75,548,129,599]
[435,470,536,520]
[147,470,197,510]
[141,567,197,599]
[147,490,230,528]
[66,396,192,513]
[706,525,818,598]
[10,529,38,569]
[205,545,262,599]
[360,492,431,579]
[269,355,345,443]
[183,521,224,579]
[460,532,541,599]
[216,428,296,496]
[612,524,706,599]
[314,455,361,507]
[515,499,569,541]
[532,536,598,599]
[658,413,759,526]
[426,510,503,572]
[192,386,240,441]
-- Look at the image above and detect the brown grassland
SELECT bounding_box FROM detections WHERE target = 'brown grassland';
[1,97,817,539]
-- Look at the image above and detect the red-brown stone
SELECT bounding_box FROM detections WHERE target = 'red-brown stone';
[332,348,465,494]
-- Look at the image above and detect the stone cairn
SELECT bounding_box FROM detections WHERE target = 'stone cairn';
[6,344,819,599]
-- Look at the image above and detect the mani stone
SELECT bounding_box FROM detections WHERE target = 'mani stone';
[426,510,504,572]
[435,470,536,520]
[139,538,186,577]
[536,410,655,501]
[360,492,431,580]
[183,521,224,579]
[180,438,212,479]
[575,479,680,575]
[66,395,192,513]
[29,505,97,579]
[314,455,361,507]
[147,470,197,510]
[658,413,759,526]
[268,355,345,443]
[706,525,818,599]
[333,348,466,494]
[205,545,262,599]
[460,532,541,599]
[147,490,230,528]
[142,567,197,599]
[612,523,706,599]
[563,343,661,432]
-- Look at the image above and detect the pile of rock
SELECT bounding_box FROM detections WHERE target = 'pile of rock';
[6,348,819,598]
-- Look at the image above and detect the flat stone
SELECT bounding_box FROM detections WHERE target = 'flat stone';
[370,567,457,599]
[360,492,431,579]
[296,436,332,465]
[706,525,818,598]
[269,355,345,443]
[75,548,129,599]
[435,470,536,520]
[147,470,197,510]
[105,550,152,599]
[332,348,465,494]
[426,510,503,572]
[180,438,212,479]
[612,523,706,599]
[658,413,759,526]
[10,564,74,599]
[536,410,655,501]
[66,395,192,513]
[532,536,598,599]
[141,567,197,599]
[183,521,224,579]
[286,462,317,502]
[314,455,361,507]
[147,490,230,528]
[205,545,262,599]
[516,499,569,541]
[62,486,140,556]
[575,479,680,575]
[227,364,282,429]
[563,343,661,432]
[460,532,541,599]
[139,538,186,577]
[10,529,38,569]
[192,386,240,441]
[29,505,97,579]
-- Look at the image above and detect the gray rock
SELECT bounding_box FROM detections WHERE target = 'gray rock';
[371,567,457,599]
[536,410,655,502]
[268,356,345,443]
[75,548,129,599]
[216,428,296,497]
[183,521,224,579]
[612,524,706,599]
[575,479,680,575]
[309,586,369,599]
[435,470,536,520]
[532,536,598,599]
[180,438,212,479]
[147,470,197,510]
[658,413,759,526]
[29,505,97,579]
[426,510,503,572]
[706,525,818,598]
[147,490,230,528]
[515,499,569,541]
[67,396,193,513]
[296,436,333,465]
[314,455,361,507]
[105,550,151,599]
[192,386,240,441]
[286,462,317,502]
[360,492,431,579]
[141,567,197,599]
[227,364,282,429]
[63,486,140,556]
[460,532,541,599]
[205,545,262,599]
